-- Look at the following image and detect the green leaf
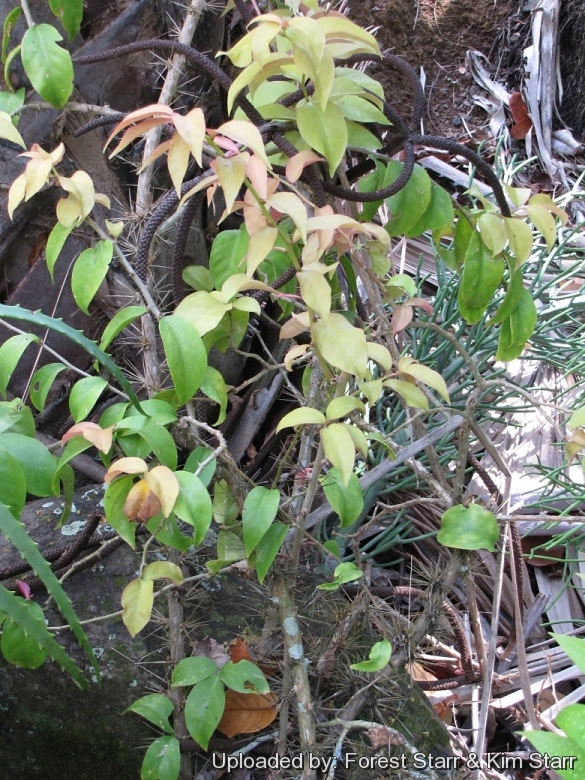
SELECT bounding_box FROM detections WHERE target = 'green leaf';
[333,94,390,124]
[0,303,144,413]
[0,397,35,436]
[209,227,249,289]
[253,522,288,584]
[159,315,207,405]
[216,529,246,562]
[437,504,498,551]
[296,98,347,176]
[383,379,429,410]
[520,729,585,780]
[200,366,228,426]
[115,417,178,470]
[552,633,585,676]
[182,265,213,292]
[486,268,524,327]
[276,407,326,431]
[384,162,432,237]
[242,485,280,556]
[569,408,585,432]
[1,600,48,668]
[2,8,22,64]
[495,287,537,362]
[103,474,137,548]
[0,433,57,496]
[142,561,184,586]
[349,639,392,672]
[322,468,363,527]
[557,705,585,753]
[345,119,382,152]
[151,514,192,553]
[0,505,97,682]
[184,675,225,750]
[321,423,356,487]
[125,399,177,426]
[457,233,505,324]
[174,471,212,545]
[72,240,113,315]
[98,306,146,353]
[121,578,154,637]
[213,479,239,525]
[46,221,73,280]
[21,24,73,108]
[317,561,363,590]
[357,162,385,222]
[4,45,20,93]
[172,656,219,687]
[0,584,87,687]
[141,735,180,780]
[312,313,368,379]
[183,446,216,487]
[219,660,270,694]
[0,87,24,123]
[49,0,83,40]
[30,363,66,412]
[0,333,38,397]
[406,182,454,237]
[0,444,26,517]
[127,694,174,734]
[69,375,107,423]
[325,396,365,420]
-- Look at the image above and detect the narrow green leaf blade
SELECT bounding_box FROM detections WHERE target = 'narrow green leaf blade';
[30,362,66,412]
[99,305,146,353]
[0,333,38,397]
[69,375,107,423]
[159,315,207,405]
[72,241,113,315]
[184,675,225,750]
[242,485,280,556]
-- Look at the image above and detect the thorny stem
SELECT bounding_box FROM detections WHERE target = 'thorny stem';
[11,102,122,117]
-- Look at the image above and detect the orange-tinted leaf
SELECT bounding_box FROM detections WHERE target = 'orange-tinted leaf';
[230,638,252,663]
[173,107,205,167]
[61,421,113,453]
[145,465,179,518]
[509,91,532,139]
[286,150,323,184]
[217,689,278,738]
[124,479,162,523]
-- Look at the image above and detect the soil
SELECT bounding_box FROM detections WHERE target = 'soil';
[346,0,520,136]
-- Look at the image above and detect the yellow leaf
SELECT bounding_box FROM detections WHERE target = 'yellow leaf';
[245,225,278,277]
[23,157,52,201]
[138,139,172,172]
[277,407,326,431]
[215,120,271,167]
[167,134,191,196]
[0,111,24,148]
[62,421,113,453]
[314,48,335,110]
[56,196,81,227]
[58,171,95,221]
[222,27,255,68]
[122,578,154,637]
[145,465,180,518]
[316,15,380,55]
[529,193,568,225]
[345,425,368,458]
[266,191,308,243]
[173,107,205,167]
[527,204,556,252]
[175,291,231,336]
[213,153,248,214]
[312,313,368,379]
[178,174,218,207]
[284,343,310,370]
[298,268,331,321]
[280,312,310,340]
[142,561,184,586]
[321,423,356,486]
[366,342,392,372]
[251,20,282,66]
[226,54,294,114]
[398,357,450,402]
[288,17,326,69]
[221,273,276,303]
[504,217,533,265]
[104,457,149,483]
[7,173,26,218]
[106,220,124,238]
[94,192,111,209]
[384,378,429,410]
